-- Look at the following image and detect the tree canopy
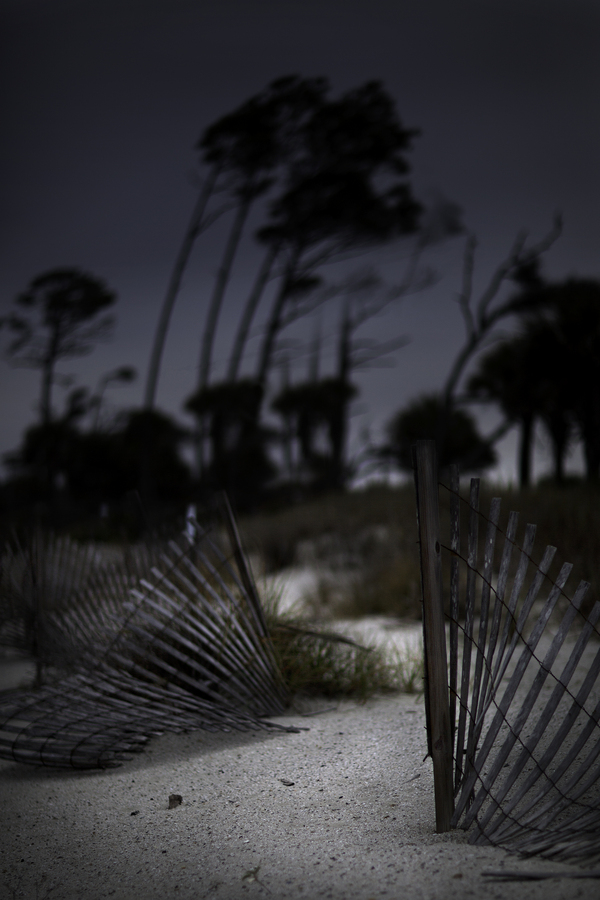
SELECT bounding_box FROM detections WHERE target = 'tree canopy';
[385,394,497,474]
[1,268,116,426]
[468,278,600,484]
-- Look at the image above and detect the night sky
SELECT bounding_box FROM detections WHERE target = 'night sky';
[2,0,599,483]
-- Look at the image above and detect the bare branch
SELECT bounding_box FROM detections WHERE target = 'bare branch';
[455,234,477,340]
[474,229,527,327]
[443,216,562,408]
[278,287,335,330]
[350,335,411,369]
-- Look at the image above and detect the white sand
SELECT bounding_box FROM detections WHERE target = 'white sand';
[1,692,597,900]
[2,572,598,899]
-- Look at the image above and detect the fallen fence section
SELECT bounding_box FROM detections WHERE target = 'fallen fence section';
[413,440,600,865]
[0,506,293,769]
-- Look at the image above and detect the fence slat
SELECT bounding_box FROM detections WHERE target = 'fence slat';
[488,523,536,694]
[478,510,519,718]
[414,440,454,832]
[465,497,501,769]
[449,465,460,746]
[453,478,479,792]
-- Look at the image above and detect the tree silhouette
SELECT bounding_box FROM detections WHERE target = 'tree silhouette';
[89,365,137,431]
[4,418,81,505]
[168,77,327,477]
[143,169,220,412]
[271,268,422,492]
[1,268,116,426]
[113,409,192,503]
[254,80,421,388]
[144,76,327,416]
[430,218,562,463]
[467,324,575,486]
[527,279,600,481]
[385,394,496,474]
[466,278,600,484]
[542,280,600,480]
[467,338,543,487]
[185,380,274,508]
[197,76,327,394]
[182,78,424,505]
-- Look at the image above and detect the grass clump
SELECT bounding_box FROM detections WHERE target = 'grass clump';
[270,628,395,699]
[263,582,423,700]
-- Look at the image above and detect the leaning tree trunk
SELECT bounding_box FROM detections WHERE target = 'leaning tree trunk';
[543,410,571,485]
[40,355,54,428]
[518,414,535,488]
[255,250,301,389]
[581,421,600,482]
[194,196,253,477]
[143,167,218,412]
[140,169,219,515]
[227,244,279,382]
[329,299,353,489]
[197,197,252,392]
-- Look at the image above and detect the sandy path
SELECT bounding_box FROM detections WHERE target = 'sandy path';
[2,569,599,899]
[1,692,597,900]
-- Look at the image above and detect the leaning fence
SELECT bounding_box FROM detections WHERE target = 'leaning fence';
[0,496,295,769]
[413,439,600,865]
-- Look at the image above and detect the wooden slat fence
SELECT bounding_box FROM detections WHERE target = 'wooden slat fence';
[0,505,294,769]
[414,440,600,865]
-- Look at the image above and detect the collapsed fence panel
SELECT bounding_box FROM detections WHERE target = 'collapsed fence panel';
[0,504,295,769]
[413,439,600,865]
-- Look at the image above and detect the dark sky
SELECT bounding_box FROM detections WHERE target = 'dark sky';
[1,0,599,482]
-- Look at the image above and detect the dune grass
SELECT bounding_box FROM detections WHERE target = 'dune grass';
[262,580,424,699]
[243,478,600,622]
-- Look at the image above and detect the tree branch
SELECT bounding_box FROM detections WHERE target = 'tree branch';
[443,215,562,408]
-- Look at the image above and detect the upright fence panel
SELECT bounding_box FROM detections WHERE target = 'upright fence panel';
[413,439,600,865]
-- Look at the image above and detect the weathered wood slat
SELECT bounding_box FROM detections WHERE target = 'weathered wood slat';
[138,581,285,712]
[413,440,453,832]
[219,491,270,640]
[465,497,501,770]
[0,662,292,768]
[129,589,261,692]
[119,601,276,713]
[478,510,519,719]
[165,542,284,693]
[449,465,460,747]
[454,478,479,791]
[137,573,282,706]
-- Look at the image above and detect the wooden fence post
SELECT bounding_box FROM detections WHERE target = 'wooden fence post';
[413,440,454,832]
